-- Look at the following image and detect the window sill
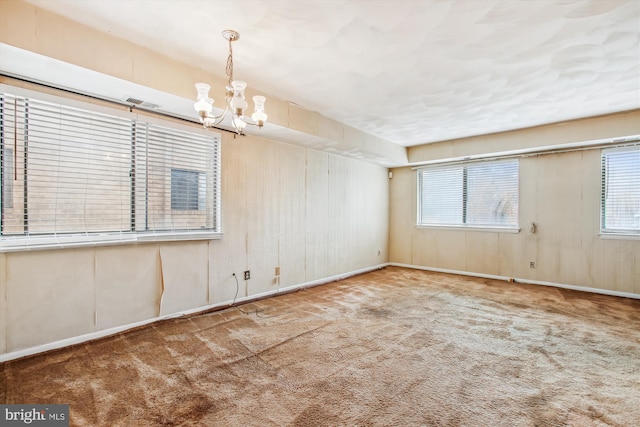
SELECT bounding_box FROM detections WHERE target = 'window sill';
[599,232,640,240]
[416,225,521,233]
[0,231,223,252]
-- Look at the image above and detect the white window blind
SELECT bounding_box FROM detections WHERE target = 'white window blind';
[419,166,463,225]
[1,147,12,209]
[418,160,519,229]
[601,147,640,235]
[0,91,221,251]
[135,122,219,233]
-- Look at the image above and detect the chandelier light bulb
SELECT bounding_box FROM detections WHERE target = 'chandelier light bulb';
[232,116,247,131]
[194,83,213,115]
[203,116,216,127]
[195,83,211,101]
[194,97,213,115]
[230,80,249,115]
[252,96,268,127]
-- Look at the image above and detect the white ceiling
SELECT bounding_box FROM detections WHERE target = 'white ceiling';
[21,0,640,147]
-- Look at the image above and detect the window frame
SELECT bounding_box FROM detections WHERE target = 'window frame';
[600,146,640,238]
[0,85,223,252]
[416,159,520,233]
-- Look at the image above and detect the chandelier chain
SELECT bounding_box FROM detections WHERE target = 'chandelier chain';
[226,38,234,87]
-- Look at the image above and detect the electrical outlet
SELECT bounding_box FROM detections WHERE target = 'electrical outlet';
[529,261,536,269]
[275,267,280,276]
[244,270,250,280]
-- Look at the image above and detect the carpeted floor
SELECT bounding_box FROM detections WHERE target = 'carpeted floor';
[2,267,639,426]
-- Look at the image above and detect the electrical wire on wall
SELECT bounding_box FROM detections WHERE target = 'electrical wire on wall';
[232,273,271,318]
[232,273,240,306]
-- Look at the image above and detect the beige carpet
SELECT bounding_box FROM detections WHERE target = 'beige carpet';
[2,267,639,426]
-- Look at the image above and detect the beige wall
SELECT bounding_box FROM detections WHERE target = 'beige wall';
[408,110,640,164]
[391,112,640,294]
[0,0,390,357]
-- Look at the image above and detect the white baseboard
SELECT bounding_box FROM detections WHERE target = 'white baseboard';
[4,262,635,362]
[389,262,640,300]
[0,264,387,363]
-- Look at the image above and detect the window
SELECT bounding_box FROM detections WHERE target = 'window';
[171,169,204,211]
[135,122,218,233]
[417,160,519,229]
[0,90,221,251]
[601,147,640,235]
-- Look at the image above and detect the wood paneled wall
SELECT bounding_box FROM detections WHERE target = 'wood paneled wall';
[0,133,389,356]
[390,112,640,294]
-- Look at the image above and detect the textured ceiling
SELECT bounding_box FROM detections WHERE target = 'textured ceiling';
[23,0,640,146]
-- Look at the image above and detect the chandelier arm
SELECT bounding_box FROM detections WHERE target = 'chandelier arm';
[199,97,232,128]
[204,110,225,122]
[238,118,262,127]
[204,109,227,121]
[208,114,227,128]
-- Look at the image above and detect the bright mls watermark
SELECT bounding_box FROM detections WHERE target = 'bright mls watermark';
[1,405,69,426]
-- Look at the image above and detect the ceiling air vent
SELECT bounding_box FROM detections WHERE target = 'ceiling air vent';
[124,96,159,109]
[125,97,144,105]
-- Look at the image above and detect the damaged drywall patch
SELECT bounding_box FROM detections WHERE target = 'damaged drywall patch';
[158,247,165,317]
[158,243,209,316]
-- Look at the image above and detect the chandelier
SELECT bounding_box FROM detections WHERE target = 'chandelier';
[194,30,267,134]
